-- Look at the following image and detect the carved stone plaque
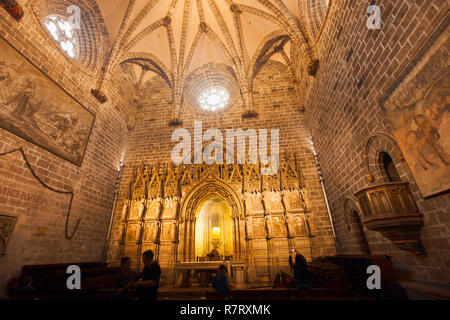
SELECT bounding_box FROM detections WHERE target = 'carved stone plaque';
[0,214,17,254]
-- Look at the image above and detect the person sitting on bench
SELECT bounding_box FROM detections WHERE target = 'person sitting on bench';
[114,257,136,300]
[289,249,311,290]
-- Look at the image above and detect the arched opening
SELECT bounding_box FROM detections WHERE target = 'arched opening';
[380,152,401,182]
[195,195,234,261]
[349,210,371,254]
[179,179,244,263]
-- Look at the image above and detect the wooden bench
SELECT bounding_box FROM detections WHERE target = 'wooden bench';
[206,288,359,300]
[8,262,121,300]
[324,255,408,299]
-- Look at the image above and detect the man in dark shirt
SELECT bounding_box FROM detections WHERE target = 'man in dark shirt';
[134,250,161,301]
[114,257,136,300]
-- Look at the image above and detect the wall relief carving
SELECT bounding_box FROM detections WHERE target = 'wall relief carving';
[0,214,17,254]
[112,155,316,282]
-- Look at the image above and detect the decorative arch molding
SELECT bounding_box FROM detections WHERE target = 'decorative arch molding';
[364,132,409,184]
[235,3,312,63]
[343,195,371,254]
[356,133,426,256]
[248,30,291,79]
[117,51,172,88]
[178,173,245,262]
[180,176,244,222]
[343,195,362,231]
[298,0,333,47]
[30,0,110,75]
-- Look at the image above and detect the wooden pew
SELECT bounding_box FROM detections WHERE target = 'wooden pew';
[206,288,359,300]
[325,255,408,299]
[8,262,121,300]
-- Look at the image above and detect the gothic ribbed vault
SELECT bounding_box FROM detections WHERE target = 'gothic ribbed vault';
[35,0,331,119]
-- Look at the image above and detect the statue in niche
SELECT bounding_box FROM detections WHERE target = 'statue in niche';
[269,192,283,212]
[162,222,175,241]
[126,225,138,242]
[117,225,125,242]
[129,201,138,219]
[143,224,155,242]
[272,216,284,236]
[292,215,307,236]
[287,190,302,210]
[137,200,145,220]
[120,202,128,221]
[129,198,144,219]
[247,193,263,213]
[252,218,265,238]
[146,198,160,219]
[163,197,178,219]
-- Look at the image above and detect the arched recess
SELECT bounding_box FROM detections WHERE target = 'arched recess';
[194,196,234,259]
[31,0,110,74]
[297,0,332,46]
[248,30,291,88]
[117,52,172,88]
[364,133,411,184]
[178,177,245,263]
[343,196,370,254]
[235,3,312,63]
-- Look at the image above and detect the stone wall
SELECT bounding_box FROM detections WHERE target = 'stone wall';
[0,3,132,295]
[297,0,450,283]
[106,60,337,277]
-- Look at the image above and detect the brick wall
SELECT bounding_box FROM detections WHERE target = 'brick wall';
[106,60,337,266]
[0,4,132,294]
[3,0,447,293]
[297,0,450,283]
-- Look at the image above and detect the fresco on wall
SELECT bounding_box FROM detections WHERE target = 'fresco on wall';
[382,29,449,197]
[0,37,94,166]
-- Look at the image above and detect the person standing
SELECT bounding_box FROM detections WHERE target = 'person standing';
[212,264,230,299]
[134,250,161,301]
[289,249,311,289]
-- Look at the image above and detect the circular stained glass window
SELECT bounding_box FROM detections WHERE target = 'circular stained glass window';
[198,87,230,112]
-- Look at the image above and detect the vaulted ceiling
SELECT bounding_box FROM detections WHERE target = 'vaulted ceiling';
[34,0,331,119]
[98,0,310,77]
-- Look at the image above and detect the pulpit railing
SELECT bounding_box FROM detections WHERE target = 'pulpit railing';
[354,182,425,255]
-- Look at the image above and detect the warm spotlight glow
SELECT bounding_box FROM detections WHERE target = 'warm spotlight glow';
[212,227,221,239]
[198,87,230,112]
